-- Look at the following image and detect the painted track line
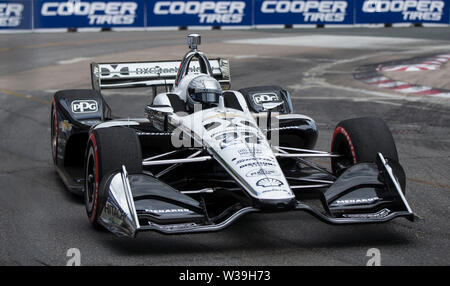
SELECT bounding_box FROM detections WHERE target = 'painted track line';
[58,57,91,65]
[0,89,50,105]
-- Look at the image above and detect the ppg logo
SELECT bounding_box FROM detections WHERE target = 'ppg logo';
[71,100,98,113]
[253,93,279,105]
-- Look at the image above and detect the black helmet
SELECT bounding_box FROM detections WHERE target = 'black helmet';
[186,75,222,110]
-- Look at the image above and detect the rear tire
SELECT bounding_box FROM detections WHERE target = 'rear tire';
[84,126,142,226]
[330,117,405,190]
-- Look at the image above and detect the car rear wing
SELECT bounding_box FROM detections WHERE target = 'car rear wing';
[90,58,231,93]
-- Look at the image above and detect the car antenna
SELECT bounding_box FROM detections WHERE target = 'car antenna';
[187,34,201,51]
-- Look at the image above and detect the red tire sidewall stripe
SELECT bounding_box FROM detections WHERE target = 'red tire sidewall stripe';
[89,133,100,223]
[332,126,357,165]
[52,98,58,164]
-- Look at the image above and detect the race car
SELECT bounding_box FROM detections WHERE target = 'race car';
[51,34,414,238]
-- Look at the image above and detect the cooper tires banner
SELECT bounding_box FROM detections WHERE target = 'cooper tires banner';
[34,0,145,28]
[0,0,32,30]
[148,0,252,26]
[255,0,354,25]
[356,0,449,24]
[1,0,450,31]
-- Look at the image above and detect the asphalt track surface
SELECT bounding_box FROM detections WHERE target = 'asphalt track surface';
[0,28,449,266]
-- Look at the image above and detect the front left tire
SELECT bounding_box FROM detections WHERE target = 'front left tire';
[51,99,58,165]
[84,126,142,226]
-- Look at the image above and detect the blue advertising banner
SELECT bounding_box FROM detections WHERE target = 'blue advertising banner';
[254,0,354,25]
[355,0,450,24]
[147,0,252,26]
[0,0,32,29]
[34,0,145,28]
[2,0,450,31]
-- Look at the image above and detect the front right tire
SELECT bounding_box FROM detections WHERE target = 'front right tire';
[330,116,405,190]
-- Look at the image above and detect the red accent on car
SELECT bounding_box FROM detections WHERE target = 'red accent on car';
[332,126,357,164]
[88,133,100,223]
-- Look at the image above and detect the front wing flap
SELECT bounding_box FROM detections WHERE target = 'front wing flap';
[304,153,414,224]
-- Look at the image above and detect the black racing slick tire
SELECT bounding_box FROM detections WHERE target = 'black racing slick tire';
[330,117,405,190]
[51,98,58,165]
[84,126,142,226]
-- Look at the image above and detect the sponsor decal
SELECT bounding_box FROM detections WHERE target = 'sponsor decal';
[235,157,274,165]
[218,131,264,149]
[154,222,198,230]
[210,126,257,138]
[137,66,175,75]
[136,65,200,76]
[100,65,130,77]
[357,0,448,23]
[104,202,126,220]
[152,1,247,24]
[59,120,72,132]
[261,188,290,194]
[93,65,100,77]
[257,0,352,24]
[36,0,143,28]
[0,2,23,27]
[343,208,391,219]
[41,1,138,24]
[246,168,280,177]
[238,148,263,156]
[362,0,445,21]
[334,197,380,206]
[206,118,257,131]
[239,161,276,169]
[256,177,284,188]
[146,208,191,214]
[252,92,279,105]
[71,100,98,113]
[99,63,202,79]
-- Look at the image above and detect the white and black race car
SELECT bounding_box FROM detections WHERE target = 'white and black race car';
[51,34,414,238]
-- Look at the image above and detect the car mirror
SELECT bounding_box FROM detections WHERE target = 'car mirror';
[261,101,283,141]
[145,105,174,114]
[145,105,175,132]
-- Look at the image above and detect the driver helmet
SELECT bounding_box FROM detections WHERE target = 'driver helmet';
[186,75,222,111]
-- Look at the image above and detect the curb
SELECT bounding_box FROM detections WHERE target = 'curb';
[354,55,450,99]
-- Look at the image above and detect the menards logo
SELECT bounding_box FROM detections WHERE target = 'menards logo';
[146,208,190,214]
